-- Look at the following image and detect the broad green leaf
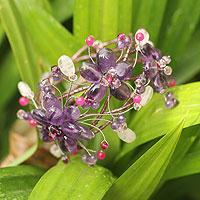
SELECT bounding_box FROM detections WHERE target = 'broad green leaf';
[29,158,115,200]
[166,150,200,180]
[0,0,41,90]
[0,24,4,44]
[119,82,200,159]
[0,165,45,200]
[160,0,200,61]
[103,121,184,200]
[50,0,74,22]
[73,0,90,41]
[163,125,200,180]
[133,0,168,43]
[117,0,132,34]
[0,52,19,112]
[16,0,81,66]
[175,29,200,84]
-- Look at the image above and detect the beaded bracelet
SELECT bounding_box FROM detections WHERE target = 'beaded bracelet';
[17,28,178,165]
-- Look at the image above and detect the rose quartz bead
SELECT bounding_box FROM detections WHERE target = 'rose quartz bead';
[85,35,95,46]
[135,32,145,41]
[76,96,85,106]
[19,96,29,106]
[133,95,142,103]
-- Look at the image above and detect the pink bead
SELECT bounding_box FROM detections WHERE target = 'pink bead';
[19,96,29,106]
[85,35,95,46]
[133,95,142,103]
[135,32,144,41]
[29,119,37,127]
[76,96,85,106]
[118,33,126,41]
[97,150,106,160]
[106,75,113,84]
[100,141,109,150]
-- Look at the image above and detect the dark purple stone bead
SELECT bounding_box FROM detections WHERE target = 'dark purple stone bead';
[117,115,126,124]
[82,153,97,165]
[61,122,81,138]
[77,125,95,140]
[115,62,132,80]
[63,137,77,153]
[64,106,80,122]
[51,66,62,81]
[111,121,119,130]
[164,92,178,109]
[80,62,102,83]
[86,84,107,102]
[43,92,63,125]
[152,75,165,94]
[110,82,131,100]
[96,48,116,74]
[32,109,49,125]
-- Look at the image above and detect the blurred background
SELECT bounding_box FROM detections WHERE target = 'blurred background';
[0,0,199,199]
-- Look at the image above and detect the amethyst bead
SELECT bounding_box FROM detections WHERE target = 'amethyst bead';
[82,153,97,165]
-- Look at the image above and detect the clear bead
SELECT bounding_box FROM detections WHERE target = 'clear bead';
[133,103,141,110]
[140,86,153,106]
[58,55,76,77]
[18,81,34,99]
[116,128,136,143]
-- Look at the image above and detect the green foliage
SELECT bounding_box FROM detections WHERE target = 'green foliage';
[0,165,45,199]
[29,159,115,200]
[0,0,200,199]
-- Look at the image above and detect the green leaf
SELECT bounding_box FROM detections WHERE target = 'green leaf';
[16,0,81,66]
[50,0,74,22]
[0,0,41,90]
[160,0,200,60]
[0,52,19,112]
[0,165,45,200]
[103,121,184,200]
[133,0,168,43]
[29,158,115,200]
[175,29,200,84]
[120,82,200,159]
[163,125,200,180]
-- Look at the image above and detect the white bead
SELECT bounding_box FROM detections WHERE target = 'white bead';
[58,55,76,78]
[50,144,62,158]
[164,66,172,75]
[18,81,34,99]
[135,28,150,47]
[116,128,136,143]
[140,86,153,106]
[17,109,26,119]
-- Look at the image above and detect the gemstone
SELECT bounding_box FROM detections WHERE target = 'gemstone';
[100,141,109,149]
[117,115,126,124]
[85,35,95,46]
[80,62,102,83]
[118,33,126,41]
[58,55,76,77]
[29,119,37,127]
[77,125,95,140]
[18,81,34,99]
[110,82,131,100]
[97,150,106,160]
[82,153,97,165]
[96,48,116,74]
[133,95,142,103]
[168,79,176,87]
[19,96,29,106]
[135,32,144,41]
[135,29,149,46]
[116,128,136,143]
[140,86,153,106]
[115,62,132,80]
[76,96,85,106]
[64,106,80,122]
[32,109,49,125]
[111,121,119,130]
[164,66,172,75]
[86,84,107,102]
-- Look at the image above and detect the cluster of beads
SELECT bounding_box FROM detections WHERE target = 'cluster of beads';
[17,28,178,165]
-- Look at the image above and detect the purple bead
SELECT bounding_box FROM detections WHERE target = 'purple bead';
[80,62,102,83]
[64,106,80,122]
[115,62,132,80]
[51,66,62,81]
[32,109,49,125]
[82,153,97,165]
[111,121,119,130]
[92,101,100,109]
[86,84,107,102]
[164,92,178,109]
[110,82,131,100]
[77,125,95,140]
[117,115,126,123]
[96,48,116,74]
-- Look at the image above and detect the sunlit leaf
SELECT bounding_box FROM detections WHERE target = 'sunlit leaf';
[29,158,115,200]
[103,121,184,200]
[0,165,45,200]
[119,82,200,159]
